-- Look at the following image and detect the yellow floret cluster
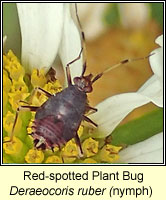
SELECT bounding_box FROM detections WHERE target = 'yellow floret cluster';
[3,50,121,164]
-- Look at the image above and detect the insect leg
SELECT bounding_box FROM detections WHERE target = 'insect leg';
[3,105,39,143]
[66,48,83,85]
[86,105,98,115]
[34,87,52,98]
[75,3,87,77]
[83,115,98,127]
[51,147,54,153]
[81,62,87,76]
[65,3,85,86]
[74,132,83,157]
[19,100,30,105]
[28,87,52,104]
[86,105,98,112]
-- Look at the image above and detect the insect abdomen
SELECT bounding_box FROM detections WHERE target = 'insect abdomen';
[34,85,87,149]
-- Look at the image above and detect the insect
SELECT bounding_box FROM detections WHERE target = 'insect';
[5,4,152,156]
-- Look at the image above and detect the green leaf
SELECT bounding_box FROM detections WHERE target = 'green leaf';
[25,135,34,149]
[149,3,163,28]
[111,108,163,146]
[103,3,120,27]
[3,152,14,163]
[3,129,8,138]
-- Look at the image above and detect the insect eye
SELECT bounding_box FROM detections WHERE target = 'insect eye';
[73,77,81,85]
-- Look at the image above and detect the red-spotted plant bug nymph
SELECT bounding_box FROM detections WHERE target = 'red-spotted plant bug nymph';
[4,3,153,157]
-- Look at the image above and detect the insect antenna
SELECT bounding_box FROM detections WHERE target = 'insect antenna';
[92,53,155,83]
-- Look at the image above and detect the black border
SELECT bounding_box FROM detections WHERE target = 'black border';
[1,1,165,166]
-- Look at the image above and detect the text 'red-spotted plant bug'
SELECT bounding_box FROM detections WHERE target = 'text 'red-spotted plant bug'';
[4,4,153,157]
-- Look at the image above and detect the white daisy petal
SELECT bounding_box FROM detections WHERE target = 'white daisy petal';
[118,133,163,163]
[138,34,163,107]
[155,35,163,46]
[138,75,163,107]
[150,48,163,82]
[90,34,163,138]
[149,48,163,79]
[149,34,163,92]
[59,4,83,84]
[90,92,150,138]
[17,3,64,72]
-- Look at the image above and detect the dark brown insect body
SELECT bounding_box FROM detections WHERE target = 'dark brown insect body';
[30,51,102,153]
[33,84,87,151]
[7,49,100,155]
[8,9,101,155]
[29,5,102,153]
[6,3,150,157]
[25,56,102,156]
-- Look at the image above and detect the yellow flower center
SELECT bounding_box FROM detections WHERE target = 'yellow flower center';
[99,144,122,163]
[3,50,122,164]
[3,136,23,155]
[3,111,22,135]
[31,68,47,87]
[45,155,63,163]
[82,137,99,157]
[3,50,25,81]
[83,158,97,163]
[25,149,44,163]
